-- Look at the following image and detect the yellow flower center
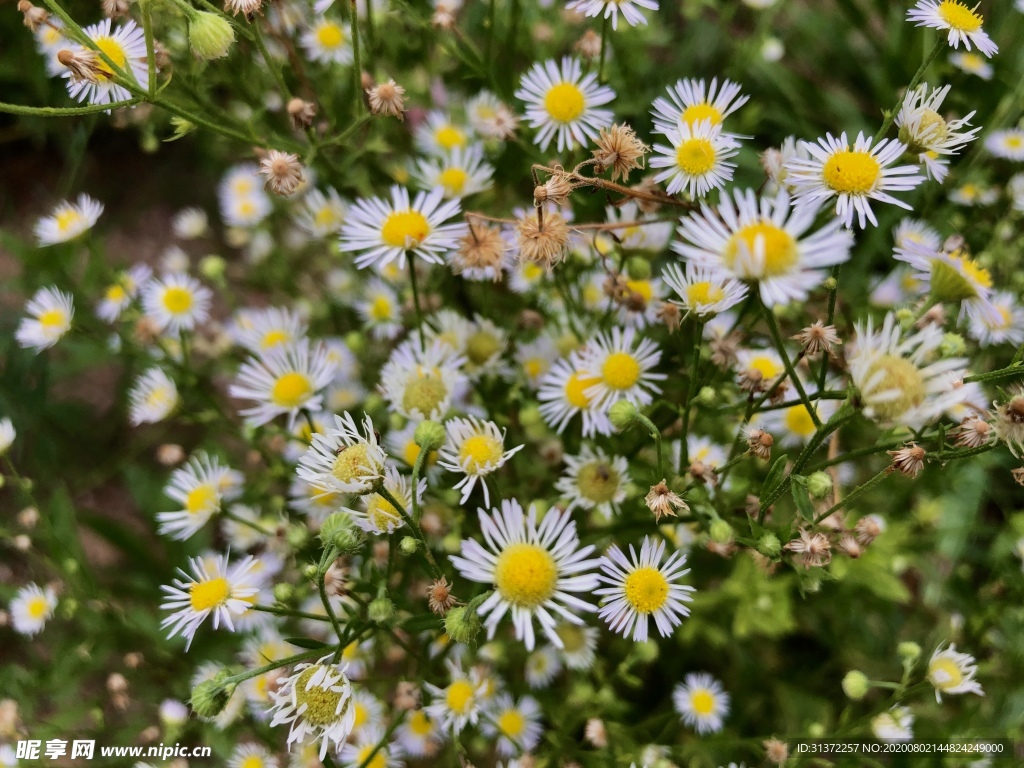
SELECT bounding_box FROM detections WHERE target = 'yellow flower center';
[38,308,68,329]
[522,262,543,281]
[94,35,127,79]
[105,284,127,303]
[686,281,726,307]
[724,221,798,277]
[544,82,586,123]
[458,433,504,472]
[293,666,346,726]
[355,746,387,768]
[445,679,476,714]
[494,542,558,608]
[938,0,983,32]
[314,206,341,229]
[576,461,620,504]
[498,709,526,737]
[353,701,368,728]
[316,22,344,49]
[747,354,783,381]
[261,329,291,348]
[822,149,881,195]
[524,358,547,380]
[466,330,502,365]
[189,576,230,612]
[434,125,466,151]
[241,755,265,768]
[271,371,313,409]
[185,483,217,515]
[565,373,600,409]
[409,709,433,735]
[929,657,964,690]
[602,351,641,391]
[162,286,193,315]
[675,138,717,175]
[366,493,402,531]
[1003,136,1023,149]
[626,279,653,303]
[369,295,394,321]
[900,109,948,154]
[784,404,818,438]
[555,623,587,652]
[381,210,431,249]
[146,386,175,410]
[864,354,926,420]
[332,444,375,483]
[681,103,722,126]
[401,370,448,416]
[690,689,715,716]
[55,208,82,233]
[439,167,469,196]
[27,596,49,619]
[623,566,669,614]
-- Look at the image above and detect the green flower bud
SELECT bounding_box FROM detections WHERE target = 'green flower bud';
[608,400,639,430]
[301,563,319,580]
[758,532,781,558]
[319,512,362,554]
[368,596,396,625]
[199,255,226,281]
[894,307,914,326]
[443,606,481,645]
[626,256,651,280]
[823,276,838,291]
[286,524,309,550]
[806,471,833,499]
[64,558,79,574]
[167,116,196,142]
[188,11,235,61]
[897,641,921,662]
[190,670,234,719]
[939,332,966,358]
[842,670,869,700]
[272,583,294,604]
[60,598,78,619]
[388,412,406,432]
[344,332,365,353]
[696,385,716,406]
[519,404,544,429]
[399,536,419,554]
[633,640,659,663]
[709,518,734,544]
[414,420,447,452]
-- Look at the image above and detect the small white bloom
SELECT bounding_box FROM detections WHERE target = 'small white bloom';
[927,643,984,702]
[35,193,103,245]
[160,553,258,650]
[907,1,997,58]
[650,119,739,198]
[269,656,356,760]
[141,273,212,334]
[128,367,179,426]
[673,672,730,734]
[438,416,524,506]
[16,287,73,352]
[10,583,58,636]
[516,56,615,153]
[230,340,338,428]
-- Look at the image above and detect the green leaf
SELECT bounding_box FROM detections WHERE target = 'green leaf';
[284,637,329,650]
[791,478,816,521]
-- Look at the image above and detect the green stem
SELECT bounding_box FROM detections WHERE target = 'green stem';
[224,646,329,686]
[678,318,704,474]
[318,568,346,657]
[141,0,157,98]
[812,466,891,524]
[351,0,363,114]
[635,413,664,480]
[764,305,821,428]
[872,38,944,144]
[0,99,142,116]
[817,265,841,391]
[251,604,332,622]
[252,21,292,100]
[222,507,275,537]
[376,483,442,578]
[597,14,610,83]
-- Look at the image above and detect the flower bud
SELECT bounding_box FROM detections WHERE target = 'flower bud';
[939,332,966,358]
[188,11,235,61]
[301,563,318,580]
[272,583,294,603]
[626,256,651,280]
[897,641,921,663]
[190,671,234,719]
[320,512,362,554]
[414,420,446,452]
[343,331,364,353]
[757,532,781,558]
[808,722,825,738]
[806,471,833,499]
[285,524,309,550]
[709,519,734,544]
[443,606,481,645]
[608,399,639,430]
[399,536,419,554]
[841,670,869,700]
[696,385,716,406]
[368,596,396,625]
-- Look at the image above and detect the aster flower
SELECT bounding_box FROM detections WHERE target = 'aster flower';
[438,416,524,506]
[346,466,425,535]
[673,673,730,734]
[10,583,58,636]
[141,273,212,334]
[229,340,337,428]
[35,193,104,245]
[97,263,151,322]
[296,412,387,496]
[339,726,405,768]
[650,77,749,136]
[412,144,494,200]
[555,445,630,518]
[269,656,356,759]
[907,1,997,58]
[984,128,1024,161]
[300,16,352,64]
[128,367,179,426]
[424,662,487,734]
[566,0,658,29]
[379,339,468,422]
[515,56,615,152]
[15,287,73,352]
[872,706,914,742]
[577,327,666,410]
[481,693,543,756]
[61,18,149,106]
[414,110,471,156]
[229,306,309,353]
[649,119,740,198]
[157,452,240,540]
[160,553,258,650]
[927,643,984,702]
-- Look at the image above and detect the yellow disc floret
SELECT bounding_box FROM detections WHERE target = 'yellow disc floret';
[689,688,715,716]
[565,373,600,408]
[544,82,586,123]
[724,221,799,277]
[602,352,641,391]
[458,434,504,473]
[271,371,313,409]
[676,138,717,175]
[381,210,431,249]
[445,679,476,714]
[938,1,983,32]
[189,576,230,612]
[822,149,881,195]
[928,656,964,690]
[494,543,558,607]
[681,103,722,126]
[162,286,194,314]
[293,666,346,726]
[401,371,448,416]
[623,566,669,614]
[332,444,375,484]
[864,354,926,420]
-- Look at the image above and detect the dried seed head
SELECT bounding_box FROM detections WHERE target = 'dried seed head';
[916,303,947,329]
[747,428,774,460]
[584,718,608,748]
[516,211,570,270]
[836,533,862,559]
[1012,467,1024,486]
[367,78,406,121]
[955,416,992,448]
[427,576,459,615]
[101,0,131,18]
[657,301,682,332]
[785,529,832,568]
[854,514,883,546]
[887,443,926,478]
[454,222,508,279]
[18,1,49,31]
[644,480,688,521]
[994,394,1024,457]
[574,29,602,60]
[324,559,349,597]
[57,48,102,84]
[534,169,575,207]
[287,98,317,129]
[224,0,262,17]
[431,7,456,28]
[259,149,304,196]
[792,320,841,358]
[688,459,718,487]
[156,443,185,466]
[709,330,742,368]
[764,737,789,765]
[592,124,649,182]
[393,682,420,710]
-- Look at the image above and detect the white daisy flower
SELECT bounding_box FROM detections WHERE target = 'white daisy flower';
[672,672,730,734]
[97,263,152,322]
[662,263,748,317]
[948,181,998,206]
[649,120,740,198]
[340,186,466,268]
[949,51,993,80]
[482,694,543,756]
[413,144,495,199]
[524,645,562,688]
[555,445,630,518]
[650,77,749,136]
[0,417,15,455]
[356,279,404,340]
[221,503,270,550]
[927,643,984,702]
[466,91,520,140]
[395,709,444,758]
[894,241,998,322]
[414,111,471,157]
[63,18,149,106]
[508,258,549,294]
[735,347,785,390]
[15,287,73,352]
[515,56,615,153]
[335,637,373,681]
[872,706,914,742]
[228,743,278,768]
[577,327,666,410]
[968,290,1024,347]
[128,367,179,426]
[379,339,468,421]
[611,276,665,330]
[269,656,356,760]
[424,662,487,734]
[219,164,272,228]
[761,136,811,195]
[672,434,727,472]
[447,315,510,379]
[554,623,598,669]
[984,128,1024,161]
[296,412,387,496]
[848,312,968,429]
[289,475,347,521]
[785,131,925,229]
[230,340,338,428]
[10,583,58,636]
[537,353,614,437]
[157,452,238,540]
[596,536,694,641]
[172,207,209,239]
[300,16,352,64]
[35,19,69,76]
[907,1,998,58]
[230,306,309,353]
[34,193,103,245]
[141,273,212,334]
[160,553,258,650]
[566,0,658,29]
[895,84,979,158]
[872,265,920,307]
[347,688,386,735]
[894,217,942,252]
[339,726,405,768]
[449,499,601,650]
[347,466,424,535]
[438,416,524,506]
[296,187,347,237]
